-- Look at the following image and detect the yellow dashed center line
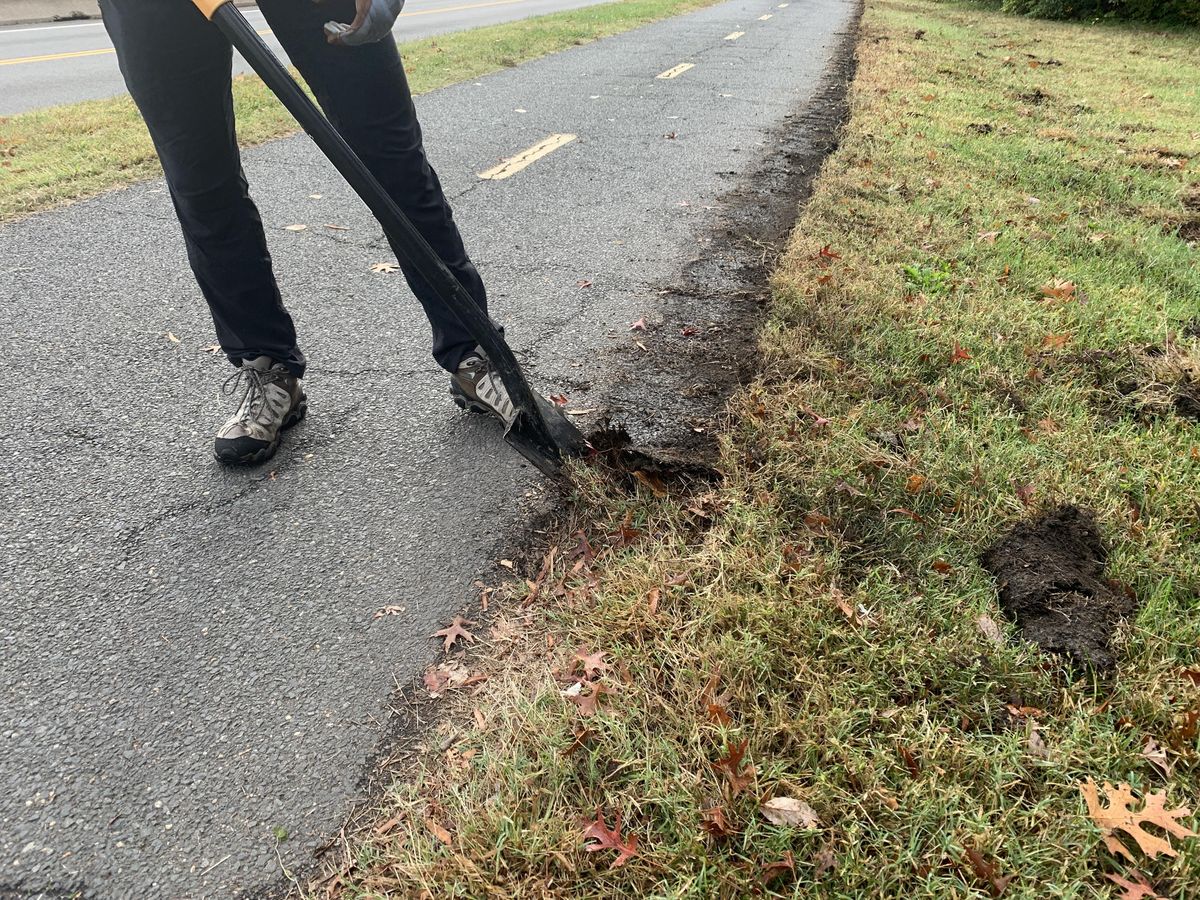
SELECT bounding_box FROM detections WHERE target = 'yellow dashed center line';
[758,13,774,20]
[0,0,542,67]
[657,62,695,80]
[478,133,577,180]
[724,31,745,40]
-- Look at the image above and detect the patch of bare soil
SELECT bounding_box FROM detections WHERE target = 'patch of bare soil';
[595,24,860,473]
[981,506,1137,671]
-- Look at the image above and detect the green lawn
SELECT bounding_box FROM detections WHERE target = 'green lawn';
[0,0,719,223]
[316,1,1200,897]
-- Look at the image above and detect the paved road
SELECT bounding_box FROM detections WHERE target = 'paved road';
[0,0,858,895]
[0,0,618,115]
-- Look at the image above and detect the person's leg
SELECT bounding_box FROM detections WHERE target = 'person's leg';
[258,0,487,373]
[99,0,305,376]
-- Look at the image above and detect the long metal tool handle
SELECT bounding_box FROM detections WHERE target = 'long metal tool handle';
[195,0,561,459]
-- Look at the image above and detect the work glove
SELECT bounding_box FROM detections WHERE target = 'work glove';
[323,0,406,46]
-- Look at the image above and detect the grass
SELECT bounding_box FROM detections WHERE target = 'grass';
[316,1,1200,896]
[0,0,720,224]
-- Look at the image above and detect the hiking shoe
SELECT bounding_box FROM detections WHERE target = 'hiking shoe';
[451,350,518,429]
[214,356,306,465]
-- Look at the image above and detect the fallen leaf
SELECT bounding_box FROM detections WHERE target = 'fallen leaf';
[563,726,595,756]
[1106,871,1167,899]
[1038,417,1060,433]
[760,797,820,829]
[964,846,1014,896]
[422,667,448,695]
[370,261,400,274]
[166,332,180,344]
[323,223,350,231]
[202,344,221,353]
[1041,279,1076,301]
[285,224,307,232]
[431,615,476,653]
[712,739,754,796]
[549,392,569,407]
[906,473,927,493]
[977,614,1005,646]
[575,649,610,680]
[1027,727,1050,760]
[951,342,972,364]
[425,818,452,845]
[630,317,647,331]
[814,841,836,878]
[932,560,954,574]
[700,805,734,838]
[577,279,593,288]
[582,809,639,869]
[761,851,795,885]
[373,604,405,619]
[978,230,1002,243]
[898,744,921,778]
[1080,779,1196,862]
[1142,739,1171,778]
[817,245,842,261]
[1014,482,1036,506]
[1041,333,1071,350]
[571,681,613,717]
[1180,669,1200,686]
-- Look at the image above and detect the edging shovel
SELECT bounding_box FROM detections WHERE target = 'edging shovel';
[191,0,587,475]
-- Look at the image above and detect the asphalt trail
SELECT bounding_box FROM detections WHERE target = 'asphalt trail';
[0,0,858,894]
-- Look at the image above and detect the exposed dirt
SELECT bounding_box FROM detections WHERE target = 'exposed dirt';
[981,506,1137,671]
[593,24,860,474]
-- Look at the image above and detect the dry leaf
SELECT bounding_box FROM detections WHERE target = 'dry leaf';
[712,739,754,796]
[977,614,1005,646]
[1142,739,1171,778]
[431,615,475,653]
[166,332,180,344]
[760,797,820,829]
[1106,871,1166,899]
[424,818,452,845]
[700,805,734,838]
[370,261,400,274]
[814,841,836,878]
[582,809,639,869]
[1080,779,1196,861]
[285,224,307,232]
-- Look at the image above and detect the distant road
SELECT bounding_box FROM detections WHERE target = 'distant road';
[0,0,615,115]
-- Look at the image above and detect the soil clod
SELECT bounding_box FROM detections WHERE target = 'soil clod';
[981,506,1136,671]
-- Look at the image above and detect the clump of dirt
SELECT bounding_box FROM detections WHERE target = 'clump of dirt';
[1179,220,1200,243]
[1017,88,1050,105]
[981,506,1137,671]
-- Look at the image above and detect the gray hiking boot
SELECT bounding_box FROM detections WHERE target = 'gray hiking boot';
[214,355,306,465]
[451,350,518,429]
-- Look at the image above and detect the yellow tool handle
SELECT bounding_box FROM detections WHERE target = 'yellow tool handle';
[192,0,231,20]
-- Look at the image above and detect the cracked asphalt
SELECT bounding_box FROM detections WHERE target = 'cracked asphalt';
[0,0,859,894]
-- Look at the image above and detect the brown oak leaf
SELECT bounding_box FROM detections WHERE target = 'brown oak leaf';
[1080,779,1196,861]
[582,809,639,868]
[712,739,754,796]
[431,615,475,653]
[700,805,734,838]
[1106,871,1166,900]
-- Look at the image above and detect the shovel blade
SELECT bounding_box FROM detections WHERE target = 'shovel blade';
[504,393,588,475]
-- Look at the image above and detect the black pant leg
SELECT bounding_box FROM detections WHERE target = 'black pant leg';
[258,0,489,372]
[99,0,305,376]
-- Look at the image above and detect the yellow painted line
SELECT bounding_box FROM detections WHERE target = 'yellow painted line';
[0,0,540,67]
[478,133,577,180]
[0,28,273,66]
[657,62,695,80]
[724,31,745,40]
[758,13,774,20]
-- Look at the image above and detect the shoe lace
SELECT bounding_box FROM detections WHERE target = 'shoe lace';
[222,366,277,422]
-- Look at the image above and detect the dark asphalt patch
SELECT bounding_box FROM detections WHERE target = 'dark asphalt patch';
[982,505,1137,671]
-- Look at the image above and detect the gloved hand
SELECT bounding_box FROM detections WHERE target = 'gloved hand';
[324,0,406,46]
